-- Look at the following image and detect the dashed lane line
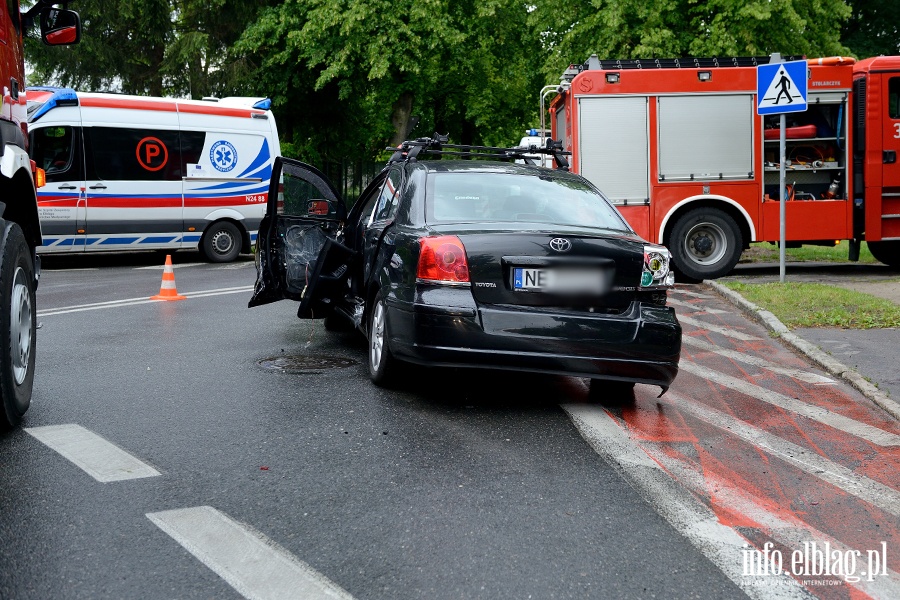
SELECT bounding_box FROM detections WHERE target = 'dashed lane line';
[562,402,810,600]
[36,286,254,317]
[678,315,763,341]
[147,506,354,600]
[681,336,835,385]
[680,361,900,447]
[25,424,161,483]
[667,297,730,315]
[664,392,900,519]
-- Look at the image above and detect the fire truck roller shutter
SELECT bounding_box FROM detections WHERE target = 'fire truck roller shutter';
[578,97,649,205]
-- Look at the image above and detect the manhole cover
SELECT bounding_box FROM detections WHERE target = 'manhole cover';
[257,355,359,374]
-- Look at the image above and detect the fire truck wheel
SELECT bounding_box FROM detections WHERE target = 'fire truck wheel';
[0,222,35,429]
[201,221,242,263]
[867,241,900,269]
[669,208,743,282]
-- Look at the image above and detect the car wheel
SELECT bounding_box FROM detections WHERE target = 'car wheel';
[201,221,242,263]
[867,241,900,269]
[368,293,399,386]
[669,207,743,282]
[589,379,635,406]
[0,222,36,429]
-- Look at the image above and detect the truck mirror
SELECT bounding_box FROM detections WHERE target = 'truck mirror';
[40,8,81,46]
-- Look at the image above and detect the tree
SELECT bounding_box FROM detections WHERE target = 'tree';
[530,0,852,81]
[842,0,900,58]
[24,0,270,98]
[234,0,542,164]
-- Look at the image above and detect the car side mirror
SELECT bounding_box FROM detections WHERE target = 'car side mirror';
[40,8,81,46]
[307,200,331,216]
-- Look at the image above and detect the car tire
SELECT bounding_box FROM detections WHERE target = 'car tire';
[588,379,635,406]
[669,207,743,282]
[201,221,242,263]
[368,293,400,386]
[0,222,36,429]
[867,241,900,269]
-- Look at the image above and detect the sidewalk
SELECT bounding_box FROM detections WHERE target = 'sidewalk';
[713,261,900,413]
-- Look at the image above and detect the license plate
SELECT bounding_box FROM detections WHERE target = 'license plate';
[513,267,608,294]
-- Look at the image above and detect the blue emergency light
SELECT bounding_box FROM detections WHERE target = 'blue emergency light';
[27,86,79,122]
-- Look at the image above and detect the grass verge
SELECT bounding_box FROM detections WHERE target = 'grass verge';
[724,282,900,329]
[740,240,878,264]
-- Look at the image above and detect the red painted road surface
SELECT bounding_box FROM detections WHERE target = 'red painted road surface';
[571,284,900,599]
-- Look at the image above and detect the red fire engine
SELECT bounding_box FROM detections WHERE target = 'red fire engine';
[0,1,79,428]
[549,54,900,280]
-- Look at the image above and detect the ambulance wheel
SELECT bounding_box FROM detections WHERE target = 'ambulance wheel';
[867,241,900,269]
[201,221,241,263]
[669,208,742,282]
[0,222,36,429]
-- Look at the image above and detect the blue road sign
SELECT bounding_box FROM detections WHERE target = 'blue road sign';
[757,60,808,115]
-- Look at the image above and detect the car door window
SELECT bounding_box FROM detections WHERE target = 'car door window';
[373,168,402,222]
[282,172,343,219]
[356,180,384,229]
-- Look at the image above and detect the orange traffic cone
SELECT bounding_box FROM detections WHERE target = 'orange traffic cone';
[151,255,186,301]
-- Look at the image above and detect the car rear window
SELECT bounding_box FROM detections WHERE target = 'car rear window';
[426,172,631,231]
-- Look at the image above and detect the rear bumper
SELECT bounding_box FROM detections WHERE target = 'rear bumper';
[386,285,681,388]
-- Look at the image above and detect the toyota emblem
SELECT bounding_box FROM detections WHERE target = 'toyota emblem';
[549,238,572,252]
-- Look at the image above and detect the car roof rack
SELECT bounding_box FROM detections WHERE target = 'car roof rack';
[386,133,571,170]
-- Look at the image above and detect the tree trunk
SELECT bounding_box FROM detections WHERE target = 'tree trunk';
[390,91,414,146]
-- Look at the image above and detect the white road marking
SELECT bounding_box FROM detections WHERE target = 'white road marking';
[680,361,900,446]
[562,403,810,599]
[36,286,254,317]
[667,297,730,314]
[678,315,763,341]
[642,441,900,599]
[147,506,354,600]
[134,262,206,270]
[663,392,900,518]
[25,424,160,483]
[674,289,716,299]
[681,336,835,385]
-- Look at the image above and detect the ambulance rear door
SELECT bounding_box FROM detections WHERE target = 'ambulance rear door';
[178,102,274,249]
[81,99,185,251]
[29,97,87,253]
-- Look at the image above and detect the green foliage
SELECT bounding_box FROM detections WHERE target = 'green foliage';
[24,0,269,98]
[530,0,851,80]
[724,282,900,329]
[842,0,900,58]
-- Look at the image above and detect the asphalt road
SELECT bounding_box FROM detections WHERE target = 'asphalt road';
[1,252,898,599]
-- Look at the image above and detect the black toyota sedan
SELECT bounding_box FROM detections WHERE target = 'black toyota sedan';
[250,138,681,397]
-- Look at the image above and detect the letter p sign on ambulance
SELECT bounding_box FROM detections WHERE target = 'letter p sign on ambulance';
[136,137,169,172]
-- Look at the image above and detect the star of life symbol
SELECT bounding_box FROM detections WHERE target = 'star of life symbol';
[210,140,238,172]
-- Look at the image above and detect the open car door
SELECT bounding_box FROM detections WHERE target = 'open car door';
[249,157,354,318]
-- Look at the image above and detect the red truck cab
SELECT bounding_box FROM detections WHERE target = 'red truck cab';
[0,1,80,428]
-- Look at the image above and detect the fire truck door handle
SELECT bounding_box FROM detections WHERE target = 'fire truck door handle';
[88,184,107,190]
[884,151,897,164]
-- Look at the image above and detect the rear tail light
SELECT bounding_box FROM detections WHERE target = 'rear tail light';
[417,236,470,284]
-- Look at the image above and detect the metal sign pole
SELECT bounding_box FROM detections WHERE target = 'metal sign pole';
[780,113,786,283]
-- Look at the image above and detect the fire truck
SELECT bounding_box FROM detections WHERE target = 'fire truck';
[0,1,80,428]
[549,54,900,281]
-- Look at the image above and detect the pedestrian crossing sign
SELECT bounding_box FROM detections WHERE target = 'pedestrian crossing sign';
[757,60,808,115]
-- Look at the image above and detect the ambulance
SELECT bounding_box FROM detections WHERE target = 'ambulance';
[26,87,280,262]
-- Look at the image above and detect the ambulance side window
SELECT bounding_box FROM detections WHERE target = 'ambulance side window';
[85,127,182,181]
[30,126,82,183]
[180,131,206,171]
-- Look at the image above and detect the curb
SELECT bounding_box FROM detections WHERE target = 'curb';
[704,280,900,421]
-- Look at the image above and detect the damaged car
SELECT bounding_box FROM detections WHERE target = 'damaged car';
[249,137,681,398]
